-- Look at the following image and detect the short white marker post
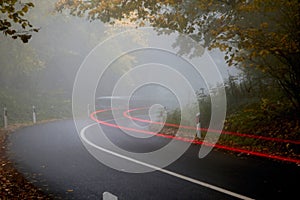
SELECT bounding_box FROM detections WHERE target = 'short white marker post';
[3,107,8,129]
[32,105,36,124]
[196,112,201,138]
[103,192,118,200]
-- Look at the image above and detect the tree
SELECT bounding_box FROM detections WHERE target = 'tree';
[0,0,39,43]
[55,0,300,110]
[0,35,45,91]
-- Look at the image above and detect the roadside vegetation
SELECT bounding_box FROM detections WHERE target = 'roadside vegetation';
[164,68,300,159]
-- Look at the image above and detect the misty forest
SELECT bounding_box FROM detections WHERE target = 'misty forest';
[0,0,299,198]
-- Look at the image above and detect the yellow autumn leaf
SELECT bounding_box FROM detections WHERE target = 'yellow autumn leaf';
[22,6,28,13]
[260,22,268,28]
[259,50,269,56]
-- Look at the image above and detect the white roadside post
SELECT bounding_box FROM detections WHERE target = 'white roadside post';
[158,106,167,123]
[3,107,8,129]
[162,106,167,122]
[196,112,201,139]
[32,105,37,124]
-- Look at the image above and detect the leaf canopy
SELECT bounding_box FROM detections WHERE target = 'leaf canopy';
[0,0,38,43]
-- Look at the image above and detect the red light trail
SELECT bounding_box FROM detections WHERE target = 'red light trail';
[90,109,300,164]
[124,108,300,145]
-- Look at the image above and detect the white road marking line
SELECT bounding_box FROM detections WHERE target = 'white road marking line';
[103,191,118,200]
[80,122,255,200]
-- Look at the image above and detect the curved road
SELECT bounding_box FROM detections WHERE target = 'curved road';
[7,112,300,200]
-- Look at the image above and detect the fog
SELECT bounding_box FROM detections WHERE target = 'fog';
[0,0,238,118]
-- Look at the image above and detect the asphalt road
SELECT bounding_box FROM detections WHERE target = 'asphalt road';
[7,115,300,200]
